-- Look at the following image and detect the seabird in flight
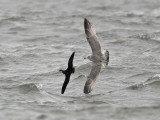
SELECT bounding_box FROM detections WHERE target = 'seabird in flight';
[60,52,75,94]
[84,18,109,94]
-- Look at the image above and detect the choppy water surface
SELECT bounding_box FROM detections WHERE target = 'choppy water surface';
[0,0,160,120]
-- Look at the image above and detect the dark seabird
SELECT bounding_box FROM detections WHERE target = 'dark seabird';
[60,52,75,94]
[84,18,109,94]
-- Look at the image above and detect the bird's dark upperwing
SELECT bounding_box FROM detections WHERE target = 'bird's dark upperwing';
[68,52,75,68]
[61,74,71,94]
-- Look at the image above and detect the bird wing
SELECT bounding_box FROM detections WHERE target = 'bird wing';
[84,18,102,56]
[61,74,71,94]
[84,62,101,94]
[68,52,75,68]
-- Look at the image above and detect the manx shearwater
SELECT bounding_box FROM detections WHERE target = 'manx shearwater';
[60,52,75,94]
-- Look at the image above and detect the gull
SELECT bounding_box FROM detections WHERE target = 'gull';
[84,18,109,94]
[60,52,75,94]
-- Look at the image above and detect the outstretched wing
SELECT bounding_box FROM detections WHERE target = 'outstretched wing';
[68,52,75,68]
[84,62,101,94]
[84,18,101,55]
[61,74,71,94]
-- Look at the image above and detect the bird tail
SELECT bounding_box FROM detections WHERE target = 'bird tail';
[104,50,109,66]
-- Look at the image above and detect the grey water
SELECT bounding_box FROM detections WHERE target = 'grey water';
[0,0,160,120]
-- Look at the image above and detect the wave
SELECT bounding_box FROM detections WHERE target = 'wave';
[18,83,42,94]
[9,26,27,32]
[73,74,86,81]
[0,15,25,25]
[15,83,65,103]
[130,33,160,44]
[116,105,160,112]
[125,11,144,17]
[127,74,160,90]
[143,74,160,86]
